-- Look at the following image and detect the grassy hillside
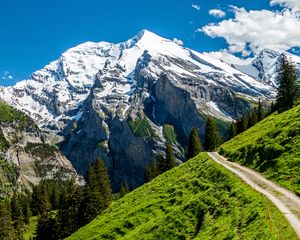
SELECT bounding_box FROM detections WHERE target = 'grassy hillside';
[219,105,300,195]
[68,153,296,240]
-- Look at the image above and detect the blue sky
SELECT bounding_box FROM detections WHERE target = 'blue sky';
[0,0,298,85]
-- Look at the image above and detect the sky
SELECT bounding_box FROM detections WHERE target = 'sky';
[1,0,300,86]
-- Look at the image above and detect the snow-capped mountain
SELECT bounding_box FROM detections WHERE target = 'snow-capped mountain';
[235,49,300,87]
[0,30,275,131]
[0,30,286,190]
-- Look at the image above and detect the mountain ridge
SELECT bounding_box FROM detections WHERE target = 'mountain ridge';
[1,30,298,189]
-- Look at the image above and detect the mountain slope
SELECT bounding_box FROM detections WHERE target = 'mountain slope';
[235,49,300,87]
[219,105,300,195]
[0,101,77,192]
[67,153,297,240]
[0,30,275,130]
[0,30,283,189]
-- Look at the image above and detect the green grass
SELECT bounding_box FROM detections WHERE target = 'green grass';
[162,124,177,144]
[23,216,38,240]
[68,153,296,240]
[128,117,157,139]
[219,105,300,195]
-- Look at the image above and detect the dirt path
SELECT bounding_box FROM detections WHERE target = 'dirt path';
[208,152,300,238]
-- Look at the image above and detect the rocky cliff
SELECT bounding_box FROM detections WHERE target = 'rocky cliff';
[1,30,295,190]
[0,101,77,193]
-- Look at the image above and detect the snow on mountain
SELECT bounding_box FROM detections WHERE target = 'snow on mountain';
[235,49,300,87]
[0,30,277,131]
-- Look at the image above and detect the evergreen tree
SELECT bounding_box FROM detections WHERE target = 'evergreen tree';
[82,158,112,224]
[186,128,202,160]
[31,181,51,215]
[0,200,15,240]
[145,157,160,182]
[11,192,24,239]
[165,144,176,170]
[249,108,258,127]
[275,54,300,112]
[35,212,59,240]
[257,100,264,121]
[93,157,112,208]
[157,154,166,174]
[83,167,103,224]
[120,181,130,197]
[229,121,237,139]
[242,112,250,131]
[57,178,84,238]
[204,117,222,151]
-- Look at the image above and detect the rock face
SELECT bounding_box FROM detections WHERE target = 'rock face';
[234,49,300,87]
[0,102,77,192]
[1,30,295,190]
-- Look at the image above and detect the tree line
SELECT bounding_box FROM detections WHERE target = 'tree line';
[0,157,114,240]
[145,116,223,182]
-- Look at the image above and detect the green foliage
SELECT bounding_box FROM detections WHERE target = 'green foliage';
[165,144,176,171]
[128,116,156,139]
[186,128,202,160]
[220,104,300,195]
[145,158,160,183]
[204,117,222,151]
[83,158,112,224]
[24,142,58,159]
[119,181,130,198]
[23,216,37,240]
[0,160,19,196]
[56,178,84,239]
[229,122,237,139]
[162,124,177,144]
[0,101,38,131]
[67,153,297,240]
[30,179,68,215]
[275,54,300,112]
[0,199,15,240]
[0,128,10,150]
[35,211,59,240]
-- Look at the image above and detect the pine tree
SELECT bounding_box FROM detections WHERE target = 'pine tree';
[57,177,83,238]
[157,154,166,174]
[186,128,202,160]
[83,167,103,224]
[241,113,249,132]
[145,157,160,182]
[93,158,113,209]
[35,212,59,240]
[165,144,176,170]
[120,181,130,197]
[11,192,25,239]
[276,54,300,112]
[229,121,237,139]
[257,100,264,121]
[249,108,258,127]
[204,117,222,151]
[0,200,15,240]
[82,158,112,224]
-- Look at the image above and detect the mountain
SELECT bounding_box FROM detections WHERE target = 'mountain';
[220,104,300,195]
[0,101,77,192]
[0,30,289,190]
[67,153,297,240]
[235,49,300,87]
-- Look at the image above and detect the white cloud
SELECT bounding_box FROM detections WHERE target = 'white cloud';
[209,9,226,18]
[2,71,13,80]
[200,6,300,56]
[192,4,200,11]
[203,50,254,65]
[173,38,184,46]
[270,0,300,12]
